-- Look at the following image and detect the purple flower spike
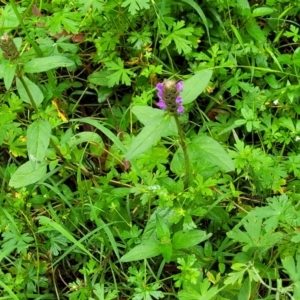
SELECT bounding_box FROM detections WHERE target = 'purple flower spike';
[177,106,184,114]
[176,96,182,104]
[156,83,164,91]
[157,100,167,110]
[176,81,183,92]
[157,90,163,99]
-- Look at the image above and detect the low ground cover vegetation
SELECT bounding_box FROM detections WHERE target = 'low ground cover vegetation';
[1,0,300,299]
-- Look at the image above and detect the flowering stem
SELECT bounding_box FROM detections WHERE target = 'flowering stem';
[174,114,191,189]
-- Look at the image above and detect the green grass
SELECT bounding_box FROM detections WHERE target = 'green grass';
[1,0,300,299]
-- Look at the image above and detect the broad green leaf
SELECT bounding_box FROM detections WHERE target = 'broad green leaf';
[119,240,161,262]
[293,48,300,67]
[125,114,172,161]
[27,120,51,168]
[277,54,293,65]
[265,74,280,89]
[178,290,202,300]
[291,232,300,243]
[132,106,178,135]
[238,277,251,300]
[88,70,110,86]
[161,243,172,263]
[24,56,74,73]
[16,76,44,106]
[173,230,211,249]
[245,18,266,43]
[9,161,47,188]
[181,70,213,104]
[97,86,112,103]
[132,106,165,125]
[156,215,170,240]
[236,0,250,16]
[1,4,23,28]
[4,61,17,90]
[188,136,234,172]
[252,7,274,17]
[295,282,300,299]
[142,207,173,241]
[282,256,299,282]
[68,132,104,149]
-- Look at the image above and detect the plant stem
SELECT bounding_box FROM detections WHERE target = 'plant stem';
[9,0,56,87]
[174,114,191,189]
[17,69,39,114]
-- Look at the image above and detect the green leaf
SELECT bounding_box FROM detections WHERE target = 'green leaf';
[68,132,104,149]
[24,56,75,73]
[132,106,178,135]
[97,86,113,103]
[142,207,173,241]
[47,9,79,35]
[88,70,110,86]
[293,48,300,67]
[37,216,96,259]
[9,161,47,188]
[237,0,250,15]
[78,0,104,14]
[252,7,274,17]
[188,136,235,172]
[16,76,44,107]
[4,61,17,90]
[161,243,172,263]
[119,240,161,262]
[181,0,210,44]
[295,282,300,299]
[0,281,19,300]
[181,70,213,104]
[282,256,299,282]
[1,4,23,28]
[106,58,134,87]
[27,120,51,168]
[156,215,170,240]
[125,114,173,161]
[178,290,202,300]
[71,118,127,154]
[245,18,266,43]
[121,0,150,15]
[132,106,165,125]
[160,21,194,55]
[173,230,211,249]
[238,277,251,300]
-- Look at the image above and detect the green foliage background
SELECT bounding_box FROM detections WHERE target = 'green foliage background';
[1,0,300,299]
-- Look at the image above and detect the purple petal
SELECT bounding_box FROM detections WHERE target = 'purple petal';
[177,105,184,114]
[156,83,164,91]
[175,96,182,104]
[157,90,163,99]
[157,100,167,110]
[176,81,183,92]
